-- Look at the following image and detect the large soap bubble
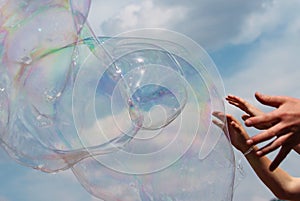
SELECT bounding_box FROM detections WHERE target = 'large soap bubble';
[0,0,235,200]
[71,30,235,201]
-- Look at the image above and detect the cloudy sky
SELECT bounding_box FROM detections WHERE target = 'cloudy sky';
[1,0,300,200]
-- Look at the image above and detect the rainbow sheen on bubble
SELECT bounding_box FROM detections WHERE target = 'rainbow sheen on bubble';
[0,0,235,200]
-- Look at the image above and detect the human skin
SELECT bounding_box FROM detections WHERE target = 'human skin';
[240,92,300,170]
[213,107,300,200]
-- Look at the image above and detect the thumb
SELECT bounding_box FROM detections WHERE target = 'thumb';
[241,114,250,121]
[255,92,286,108]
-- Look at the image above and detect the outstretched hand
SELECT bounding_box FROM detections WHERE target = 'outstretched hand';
[212,111,252,154]
[243,92,300,170]
[227,92,300,170]
[226,95,272,129]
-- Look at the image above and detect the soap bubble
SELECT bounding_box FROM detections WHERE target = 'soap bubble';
[71,29,235,201]
[0,1,235,200]
[0,0,106,172]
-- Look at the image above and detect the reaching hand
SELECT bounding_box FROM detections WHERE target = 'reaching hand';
[242,92,300,170]
[226,94,272,129]
[212,111,252,154]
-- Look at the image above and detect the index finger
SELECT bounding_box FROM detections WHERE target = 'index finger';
[245,110,279,127]
[246,122,285,146]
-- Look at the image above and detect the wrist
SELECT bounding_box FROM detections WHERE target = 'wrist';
[243,146,254,156]
[240,145,258,156]
[239,145,255,155]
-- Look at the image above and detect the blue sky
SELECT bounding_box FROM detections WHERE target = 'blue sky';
[1,0,300,200]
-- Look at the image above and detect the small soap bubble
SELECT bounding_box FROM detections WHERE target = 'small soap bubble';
[19,55,32,65]
[36,115,53,128]
[44,90,62,102]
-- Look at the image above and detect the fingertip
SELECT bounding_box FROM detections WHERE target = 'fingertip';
[256,150,263,156]
[226,94,235,100]
[212,111,221,115]
[244,119,252,126]
[246,139,253,145]
[241,114,250,121]
[229,120,236,126]
[255,92,266,101]
[255,91,263,97]
[212,111,222,117]
[231,121,240,129]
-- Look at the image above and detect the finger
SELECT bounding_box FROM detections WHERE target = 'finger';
[226,94,239,101]
[226,95,248,110]
[244,110,279,127]
[227,95,249,105]
[212,111,226,122]
[225,95,239,105]
[226,99,241,108]
[227,95,264,117]
[225,114,239,122]
[242,115,269,129]
[247,123,285,145]
[241,114,250,121]
[212,119,225,131]
[230,120,244,133]
[226,94,246,103]
[242,115,266,129]
[269,146,292,171]
[226,95,245,105]
[254,123,274,130]
[255,92,287,108]
[212,119,231,139]
[255,134,290,156]
[244,115,274,130]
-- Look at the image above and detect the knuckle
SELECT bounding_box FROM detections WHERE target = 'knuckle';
[279,111,289,119]
[273,139,283,147]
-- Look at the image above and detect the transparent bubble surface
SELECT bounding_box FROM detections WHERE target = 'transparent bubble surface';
[72,30,235,201]
[0,1,235,201]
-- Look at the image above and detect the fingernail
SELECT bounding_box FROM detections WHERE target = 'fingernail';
[245,119,251,125]
[246,139,253,145]
[256,151,262,156]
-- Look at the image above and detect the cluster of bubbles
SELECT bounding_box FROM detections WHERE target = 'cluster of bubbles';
[0,0,235,200]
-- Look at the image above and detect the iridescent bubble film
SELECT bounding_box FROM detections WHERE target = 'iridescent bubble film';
[0,1,235,200]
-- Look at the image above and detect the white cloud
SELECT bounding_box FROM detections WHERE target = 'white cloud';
[225,22,300,100]
[87,0,133,34]
[88,0,271,50]
[223,0,300,114]
[232,0,300,44]
[100,0,187,35]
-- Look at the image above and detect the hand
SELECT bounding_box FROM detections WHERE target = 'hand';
[212,111,252,154]
[245,92,300,170]
[226,94,272,129]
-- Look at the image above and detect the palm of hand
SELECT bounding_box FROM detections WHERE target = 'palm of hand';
[226,115,250,153]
